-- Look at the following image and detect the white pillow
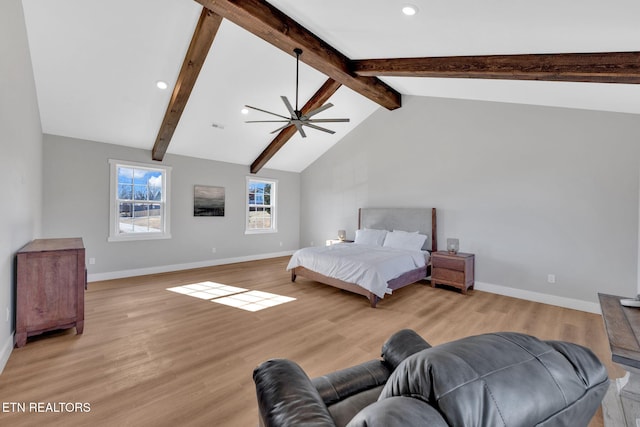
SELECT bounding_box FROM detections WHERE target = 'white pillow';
[354,229,388,246]
[383,231,428,251]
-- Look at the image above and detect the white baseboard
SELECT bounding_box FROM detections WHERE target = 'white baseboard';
[87,250,296,283]
[0,331,14,374]
[474,281,601,314]
[89,255,602,314]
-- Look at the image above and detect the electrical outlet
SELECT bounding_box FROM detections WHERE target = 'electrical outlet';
[6,307,9,322]
[279,241,283,247]
[212,247,217,254]
[547,274,556,284]
[89,257,96,265]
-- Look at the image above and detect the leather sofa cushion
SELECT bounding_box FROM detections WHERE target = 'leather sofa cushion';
[379,332,609,426]
[326,386,384,427]
[346,396,448,427]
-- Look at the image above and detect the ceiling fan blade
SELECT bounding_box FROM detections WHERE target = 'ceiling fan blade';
[245,120,291,123]
[244,105,290,120]
[270,123,293,134]
[306,118,350,123]
[294,122,307,138]
[303,123,336,134]
[281,96,297,118]
[304,103,333,118]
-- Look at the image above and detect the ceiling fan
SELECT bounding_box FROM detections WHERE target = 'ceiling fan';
[245,48,350,138]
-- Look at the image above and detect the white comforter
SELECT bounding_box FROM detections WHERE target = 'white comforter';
[286,243,429,299]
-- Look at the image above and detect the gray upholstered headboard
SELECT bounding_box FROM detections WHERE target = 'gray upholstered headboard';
[358,208,437,252]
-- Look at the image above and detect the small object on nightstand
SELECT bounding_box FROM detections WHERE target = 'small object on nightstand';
[338,229,346,241]
[446,238,459,254]
[431,251,474,294]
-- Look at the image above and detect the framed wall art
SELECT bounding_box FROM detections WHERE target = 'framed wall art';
[194,185,225,217]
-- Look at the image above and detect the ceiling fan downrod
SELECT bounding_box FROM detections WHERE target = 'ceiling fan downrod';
[294,48,302,118]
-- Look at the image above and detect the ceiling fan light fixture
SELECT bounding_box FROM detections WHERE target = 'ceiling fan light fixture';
[402,5,418,16]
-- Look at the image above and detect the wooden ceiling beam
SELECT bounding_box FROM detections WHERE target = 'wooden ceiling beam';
[352,51,640,84]
[194,0,401,110]
[152,8,223,161]
[251,78,342,174]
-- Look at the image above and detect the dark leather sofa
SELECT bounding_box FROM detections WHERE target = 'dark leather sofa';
[253,329,609,426]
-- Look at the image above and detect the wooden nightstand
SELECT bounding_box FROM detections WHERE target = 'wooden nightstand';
[431,251,475,294]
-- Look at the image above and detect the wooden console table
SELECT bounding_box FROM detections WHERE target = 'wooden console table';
[598,293,640,426]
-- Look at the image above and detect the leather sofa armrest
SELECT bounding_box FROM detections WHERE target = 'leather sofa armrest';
[381,329,432,370]
[312,359,390,405]
[253,359,337,427]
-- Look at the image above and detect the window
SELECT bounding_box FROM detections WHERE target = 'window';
[108,160,171,242]
[246,177,277,234]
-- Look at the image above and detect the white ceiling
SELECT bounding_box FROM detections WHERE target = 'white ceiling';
[21,0,640,173]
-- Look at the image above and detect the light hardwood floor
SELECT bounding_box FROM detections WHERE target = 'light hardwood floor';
[0,256,620,426]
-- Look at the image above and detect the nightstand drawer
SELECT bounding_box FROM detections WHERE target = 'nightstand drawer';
[432,268,464,283]
[432,256,464,271]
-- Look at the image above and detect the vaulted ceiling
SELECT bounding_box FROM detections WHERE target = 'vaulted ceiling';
[22,0,640,173]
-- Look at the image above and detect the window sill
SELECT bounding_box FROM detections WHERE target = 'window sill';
[108,233,172,243]
[245,229,278,235]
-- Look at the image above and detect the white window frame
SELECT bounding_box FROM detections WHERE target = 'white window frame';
[108,159,172,242]
[245,176,277,234]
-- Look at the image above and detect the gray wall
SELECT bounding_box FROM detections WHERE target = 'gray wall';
[42,135,300,278]
[0,0,43,368]
[301,95,640,305]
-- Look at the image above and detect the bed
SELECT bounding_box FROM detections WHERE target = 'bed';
[288,208,437,307]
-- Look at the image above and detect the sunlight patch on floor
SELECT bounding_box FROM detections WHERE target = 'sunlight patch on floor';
[212,290,296,312]
[166,281,295,311]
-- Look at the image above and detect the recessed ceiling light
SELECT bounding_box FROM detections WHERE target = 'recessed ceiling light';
[241,108,249,115]
[156,80,168,90]
[402,5,418,16]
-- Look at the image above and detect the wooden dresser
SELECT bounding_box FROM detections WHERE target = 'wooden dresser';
[431,251,475,294]
[15,238,86,347]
